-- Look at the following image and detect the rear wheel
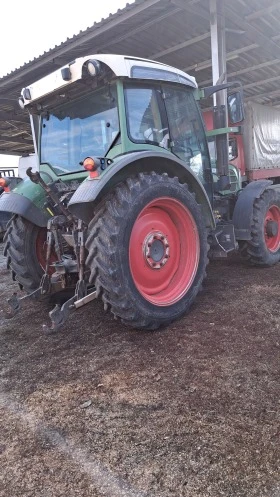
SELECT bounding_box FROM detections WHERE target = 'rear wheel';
[238,188,280,266]
[4,215,47,292]
[86,172,208,330]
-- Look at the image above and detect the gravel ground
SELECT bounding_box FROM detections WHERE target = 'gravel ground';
[0,242,279,497]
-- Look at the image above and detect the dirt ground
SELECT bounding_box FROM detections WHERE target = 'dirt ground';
[0,242,279,497]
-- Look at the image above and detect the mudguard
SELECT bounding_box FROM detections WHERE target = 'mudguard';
[233,180,273,240]
[0,171,54,227]
[68,150,215,228]
[0,192,49,227]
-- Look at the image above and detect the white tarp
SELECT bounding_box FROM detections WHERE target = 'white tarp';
[243,102,280,171]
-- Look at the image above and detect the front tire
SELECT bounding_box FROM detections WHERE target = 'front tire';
[85,173,208,330]
[238,188,280,266]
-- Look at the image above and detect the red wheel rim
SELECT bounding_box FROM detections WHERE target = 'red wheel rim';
[129,197,200,306]
[264,205,280,252]
[36,228,56,272]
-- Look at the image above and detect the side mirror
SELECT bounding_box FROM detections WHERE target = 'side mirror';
[227,91,244,124]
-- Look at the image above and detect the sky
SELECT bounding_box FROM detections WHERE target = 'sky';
[0,0,134,167]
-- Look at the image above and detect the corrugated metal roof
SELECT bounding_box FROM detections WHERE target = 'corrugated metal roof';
[1,0,280,155]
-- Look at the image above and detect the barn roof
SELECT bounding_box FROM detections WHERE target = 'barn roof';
[1,0,280,155]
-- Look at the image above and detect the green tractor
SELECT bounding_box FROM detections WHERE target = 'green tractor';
[1,54,279,331]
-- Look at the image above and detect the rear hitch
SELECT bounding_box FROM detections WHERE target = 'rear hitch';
[4,212,91,331]
[42,286,97,333]
[208,222,237,259]
[41,218,95,333]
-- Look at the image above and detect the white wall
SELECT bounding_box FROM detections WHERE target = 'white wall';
[0,155,19,169]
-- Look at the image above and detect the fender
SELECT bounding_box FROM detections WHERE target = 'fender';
[0,192,49,227]
[68,151,215,228]
[0,171,54,227]
[233,180,272,240]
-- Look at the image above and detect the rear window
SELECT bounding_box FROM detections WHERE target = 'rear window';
[131,66,195,87]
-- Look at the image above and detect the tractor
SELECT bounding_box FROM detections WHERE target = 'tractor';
[1,54,279,331]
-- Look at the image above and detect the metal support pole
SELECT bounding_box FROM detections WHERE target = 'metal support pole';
[210,0,230,190]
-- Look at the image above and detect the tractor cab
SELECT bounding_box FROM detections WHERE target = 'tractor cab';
[18,54,212,198]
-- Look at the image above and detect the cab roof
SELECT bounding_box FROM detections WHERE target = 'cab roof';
[20,54,197,107]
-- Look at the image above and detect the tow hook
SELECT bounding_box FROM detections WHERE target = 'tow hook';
[42,286,97,333]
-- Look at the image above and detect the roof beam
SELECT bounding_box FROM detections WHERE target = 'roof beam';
[241,74,280,91]
[96,7,182,55]
[0,149,23,156]
[150,32,210,60]
[0,98,17,105]
[199,59,280,86]
[224,4,280,61]
[0,136,33,146]
[0,112,28,123]
[267,99,280,107]
[170,0,209,22]
[183,43,257,72]
[171,0,280,63]
[184,30,280,74]
[245,3,280,21]
[246,87,280,101]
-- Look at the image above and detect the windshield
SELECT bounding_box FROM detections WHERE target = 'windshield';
[40,85,119,175]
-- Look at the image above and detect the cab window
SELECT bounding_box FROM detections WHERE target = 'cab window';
[124,85,168,146]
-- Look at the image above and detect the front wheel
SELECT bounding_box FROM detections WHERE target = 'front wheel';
[238,188,280,266]
[85,173,208,330]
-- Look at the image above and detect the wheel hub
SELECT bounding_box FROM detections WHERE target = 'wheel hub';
[144,231,170,269]
[266,220,278,238]
[264,204,280,252]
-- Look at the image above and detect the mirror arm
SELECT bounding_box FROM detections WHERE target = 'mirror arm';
[201,81,242,99]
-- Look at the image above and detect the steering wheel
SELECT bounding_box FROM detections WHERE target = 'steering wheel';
[144,127,168,143]
[173,140,194,157]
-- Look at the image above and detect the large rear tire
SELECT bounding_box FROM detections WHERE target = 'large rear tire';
[85,172,208,330]
[238,188,280,266]
[3,215,46,292]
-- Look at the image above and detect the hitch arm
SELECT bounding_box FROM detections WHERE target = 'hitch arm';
[4,288,43,318]
[4,273,52,318]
